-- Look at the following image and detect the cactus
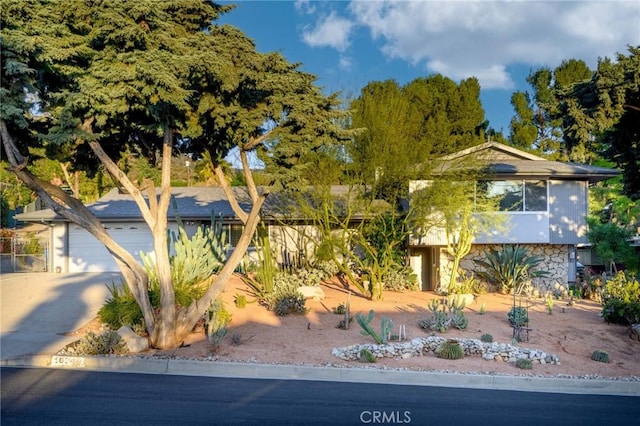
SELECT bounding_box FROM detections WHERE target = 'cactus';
[591,349,610,363]
[435,339,464,360]
[452,311,468,330]
[419,298,468,333]
[480,333,494,343]
[516,358,533,370]
[358,348,377,363]
[355,309,393,344]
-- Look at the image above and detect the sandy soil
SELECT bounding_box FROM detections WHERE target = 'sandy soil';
[127,275,640,380]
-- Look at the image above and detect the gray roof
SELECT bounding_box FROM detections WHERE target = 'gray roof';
[15,185,381,223]
[483,160,620,182]
[15,187,249,223]
[434,142,620,183]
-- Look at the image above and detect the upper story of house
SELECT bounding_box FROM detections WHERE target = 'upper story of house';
[409,142,620,246]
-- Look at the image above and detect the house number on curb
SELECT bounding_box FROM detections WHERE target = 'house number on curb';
[50,356,86,368]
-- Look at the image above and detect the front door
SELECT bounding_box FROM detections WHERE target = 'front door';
[423,246,440,291]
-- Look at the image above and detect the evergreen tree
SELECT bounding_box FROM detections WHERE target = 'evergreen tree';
[0,0,350,348]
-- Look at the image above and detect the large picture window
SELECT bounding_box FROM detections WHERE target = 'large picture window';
[479,180,547,212]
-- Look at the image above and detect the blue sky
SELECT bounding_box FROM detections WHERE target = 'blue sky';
[218,0,639,135]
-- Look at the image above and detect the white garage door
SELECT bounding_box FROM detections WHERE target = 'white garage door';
[68,223,154,272]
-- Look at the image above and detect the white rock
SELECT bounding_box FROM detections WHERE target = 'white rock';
[297,286,325,300]
[116,326,148,353]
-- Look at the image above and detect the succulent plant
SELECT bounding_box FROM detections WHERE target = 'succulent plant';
[480,333,494,343]
[435,339,464,360]
[515,358,533,370]
[358,348,377,363]
[591,349,610,363]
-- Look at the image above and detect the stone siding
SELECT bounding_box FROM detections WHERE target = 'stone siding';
[440,244,569,292]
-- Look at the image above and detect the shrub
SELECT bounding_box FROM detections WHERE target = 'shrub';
[508,307,529,327]
[435,340,464,360]
[480,333,493,343]
[591,349,610,363]
[515,358,533,370]
[383,267,419,292]
[72,331,128,356]
[601,271,640,325]
[273,294,307,316]
[98,282,144,330]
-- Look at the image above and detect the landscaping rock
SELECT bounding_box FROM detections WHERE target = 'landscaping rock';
[297,286,325,301]
[331,336,560,365]
[117,326,149,353]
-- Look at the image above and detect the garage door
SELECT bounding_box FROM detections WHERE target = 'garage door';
[68,223,153,272]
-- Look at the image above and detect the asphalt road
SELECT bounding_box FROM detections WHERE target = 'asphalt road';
[2,367,639,426]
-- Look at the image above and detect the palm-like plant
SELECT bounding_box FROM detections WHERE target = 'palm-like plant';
[473,244,548,295]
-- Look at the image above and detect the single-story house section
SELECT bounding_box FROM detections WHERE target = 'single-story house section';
[14,185,373,273]
[408,142,620,292]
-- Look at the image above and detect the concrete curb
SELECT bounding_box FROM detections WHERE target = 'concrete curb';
[2,355,639,397]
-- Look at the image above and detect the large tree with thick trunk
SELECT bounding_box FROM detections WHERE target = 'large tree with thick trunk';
[1,0,350,348]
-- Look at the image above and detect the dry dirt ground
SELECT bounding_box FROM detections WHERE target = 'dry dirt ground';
[107,274,639,380]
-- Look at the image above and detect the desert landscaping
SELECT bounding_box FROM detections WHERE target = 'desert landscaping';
[113,274,640,381]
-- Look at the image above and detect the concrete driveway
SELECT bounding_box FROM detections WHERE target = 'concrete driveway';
[1,272,121,360]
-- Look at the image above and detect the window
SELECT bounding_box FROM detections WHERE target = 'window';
[227,224,267,248]
[479,180,547,212]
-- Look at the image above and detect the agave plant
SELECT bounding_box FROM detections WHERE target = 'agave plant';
[473,244,548,295]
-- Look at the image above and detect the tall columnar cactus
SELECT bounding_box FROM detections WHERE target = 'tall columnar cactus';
[355,309,393,344]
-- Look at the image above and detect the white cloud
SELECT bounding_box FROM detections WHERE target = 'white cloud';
[345,0,640,89]
[339,55,353,72]
[301,11,354,52]
[294,0,316,15]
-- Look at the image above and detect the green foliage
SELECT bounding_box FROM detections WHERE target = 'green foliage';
[204,299,232,351]
[169,209,228,287]
[587,222,637,273]
[480,333,493,343]
[72,331,128,356]
[515,358,533,370]
[474,245,548,294]
[362,212,408,270]
[273,294,307,317]
[435,340,464,360]
[0,194,10,228]
[333,304,347,315]
[508,307,529,327]
[98,282,144,330]
[591,349,610,364]
[349,76,487,205]
[234,294,248,308]
[601,271,640,325]
[358,348,377,363]
[479,301,487,315]
[545,294,554,314]
[556,46,640,198]
[20,234,43,255]
[246,230,277,298]
[382,266,419,292]
[356,309,393,344]
[418,298,468,333]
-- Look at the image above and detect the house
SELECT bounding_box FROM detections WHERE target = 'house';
[13,185,372,273]
[407,142,620,292]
